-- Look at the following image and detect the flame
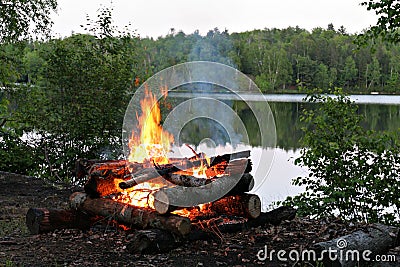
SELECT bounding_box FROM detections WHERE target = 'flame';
[113,182,158,209]
[172,203,214,220]
[128,86,174,165]
[113,86,226,216]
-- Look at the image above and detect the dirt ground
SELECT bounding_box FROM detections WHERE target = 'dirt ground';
[0,171,399,267]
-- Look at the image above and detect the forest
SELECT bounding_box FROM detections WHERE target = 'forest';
[4,23,400,94]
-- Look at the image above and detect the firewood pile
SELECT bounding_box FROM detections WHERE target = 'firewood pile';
[25,150,297,254]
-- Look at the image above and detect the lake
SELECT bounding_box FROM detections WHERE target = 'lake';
[167,93,400,210]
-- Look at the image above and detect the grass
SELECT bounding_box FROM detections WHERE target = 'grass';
[0,203,30,237]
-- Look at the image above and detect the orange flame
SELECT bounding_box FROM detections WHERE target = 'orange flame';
[115,86,221,215]
[116,86,173,209]
[128,86,174,165]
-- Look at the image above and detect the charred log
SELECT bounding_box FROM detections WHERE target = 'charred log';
[82,151,251,197]
[204,193,261,219]
[25,208,95,235]
[209,150,250,166]
[246,206,297,227]
[75,158,130,179]
[84,160,203,197]
[153,173,254,214]
[118,159,206,189]
[77,150,250,181]
[69,192,191,236]
[164,173,212,187]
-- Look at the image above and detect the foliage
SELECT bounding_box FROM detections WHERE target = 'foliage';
[0,90,37,173]
[134,25,400,93]
[0,0,57,175]
[1,7,141,183]
[0,0,57,43]
[7,25,400,93]
[282,89,400,225]
[357,0,400,45]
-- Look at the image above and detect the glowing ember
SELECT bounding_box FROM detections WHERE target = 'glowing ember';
[113,183,157,209]
[172,203,213,220]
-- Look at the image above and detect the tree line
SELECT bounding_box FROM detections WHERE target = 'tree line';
[4,24,400,94]
[145,25,400,93]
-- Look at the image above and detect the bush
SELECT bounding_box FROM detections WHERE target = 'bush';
[283,88,400,226]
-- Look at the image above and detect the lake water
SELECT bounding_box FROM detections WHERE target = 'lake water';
[167,93,400,210]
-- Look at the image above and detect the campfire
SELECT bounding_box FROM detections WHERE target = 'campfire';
[73,87,257,227]
[25,87,294,254]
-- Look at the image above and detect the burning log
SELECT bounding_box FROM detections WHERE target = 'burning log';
[203,193,261,219]
[25,208,95,235]
[84,159,252,199]
[84,160,203,197]
[205,158,252,177]
[153,173,255,214]
[209,150,250,165]
[69,192,191,236]
[118,158,208,189]
[164,173,212,187]
[84,173,125,198]
[78,150,250,180]
[119,154,251,190]
[75,158,131,179]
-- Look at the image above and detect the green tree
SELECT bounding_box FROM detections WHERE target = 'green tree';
[314,63,330,89]
[283,89,400,225]
[365,57,382,90]
[358,0,400,44]
[294,55,317,87]
[386,49,400,92]
[4,7,140,181]
[0,0,57,43]
[341,56,358,89]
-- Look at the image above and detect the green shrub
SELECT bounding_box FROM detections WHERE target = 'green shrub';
[283,88,400,226]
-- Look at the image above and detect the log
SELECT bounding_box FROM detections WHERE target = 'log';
[69,192,191,236]
[117,157,249,190]
[209,150,250,165]
[311,223,400,267]
[77,150,250,180]
[84,173,125,198]
[84,160,203,197]
[118,159,206,189]
[164,173,213,187]
[204,193,261,219]
[25,208,95,235]
[82,151,251,196]
[153,173,254,214]
[126,229,182,254]
[75,158,130,179]
[246,205,297,227]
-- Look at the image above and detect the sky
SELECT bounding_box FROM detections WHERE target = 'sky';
[51,0,378,39]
